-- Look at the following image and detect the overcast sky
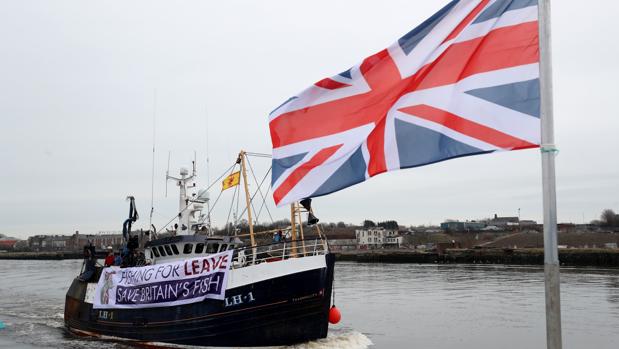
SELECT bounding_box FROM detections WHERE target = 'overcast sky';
[1,0,618,239]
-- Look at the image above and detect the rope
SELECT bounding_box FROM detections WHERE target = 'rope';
[235,177,241,228]
[237,167,273,225]
[224,182,239,232]
[203,162,238,193]
[246,156,274,223]
[249,190,260,226]
[254,178,272,224]
[254,174,274,223]
[205,163,239,221]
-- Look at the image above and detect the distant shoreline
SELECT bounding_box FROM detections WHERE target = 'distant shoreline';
[334,248,619,267]
[0,251,99,260]
[1,249,618,267]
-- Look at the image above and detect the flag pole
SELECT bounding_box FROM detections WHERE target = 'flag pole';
[538,1,562,349]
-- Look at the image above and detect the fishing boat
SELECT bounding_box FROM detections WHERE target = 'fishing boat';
[64,151,336,347]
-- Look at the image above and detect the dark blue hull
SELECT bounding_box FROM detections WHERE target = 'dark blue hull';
[65,254,335,347]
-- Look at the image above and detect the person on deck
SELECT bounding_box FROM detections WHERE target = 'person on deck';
[127,235,139,251]
[122,235,139,267]
[78,245,97,282]
[113,251,122,266]
[104,246,114,267]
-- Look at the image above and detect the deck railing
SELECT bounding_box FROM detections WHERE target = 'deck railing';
[231,238,329,268]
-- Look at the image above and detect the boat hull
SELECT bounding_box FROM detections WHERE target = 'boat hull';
[64,253,335,347]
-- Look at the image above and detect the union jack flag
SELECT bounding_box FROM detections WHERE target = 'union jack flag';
[269,0,541,206]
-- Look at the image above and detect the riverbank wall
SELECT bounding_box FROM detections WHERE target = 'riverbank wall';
[334,248,619,267]
[0,251,103,260]
[1,248,618,267]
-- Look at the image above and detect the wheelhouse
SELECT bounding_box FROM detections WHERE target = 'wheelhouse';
[144,235,240,263]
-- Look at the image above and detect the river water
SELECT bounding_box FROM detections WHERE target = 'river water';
[0,260,617,349]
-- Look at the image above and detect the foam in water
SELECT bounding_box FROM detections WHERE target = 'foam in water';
[291,331,373,349]
[129,330,373,349]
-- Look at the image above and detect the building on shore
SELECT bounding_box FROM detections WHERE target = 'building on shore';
[519,220,538,227]
[440,220,485,232]
[70,231,124,251]
[487,214,519,228]
[26,231,124,252]
[355,227,403,249]
[328,238,358,251]
[440,215,539,233]
[27,235,72,251]
[0,235,20,251]
[321,229,357,251]
[384,235,404,248]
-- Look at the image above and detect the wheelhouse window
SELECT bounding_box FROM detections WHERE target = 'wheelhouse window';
[206,243,219,254]
[171,244,180,255]
[183,243,193,254]
[152,248,160,257]
[164,245,173,256]
[195,243,205,253]
[219,244,228,252]
[158,246,166,256]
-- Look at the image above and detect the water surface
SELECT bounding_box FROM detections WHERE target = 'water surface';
[0,260,617,348]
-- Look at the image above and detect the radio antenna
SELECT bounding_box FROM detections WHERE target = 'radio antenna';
[193,150,197,177]
[149,89,157,231]
[192,151,197,187]
[205,105,211,186]
[165,151,171,197]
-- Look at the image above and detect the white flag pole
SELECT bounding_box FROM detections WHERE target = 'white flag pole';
[538,1,562,349]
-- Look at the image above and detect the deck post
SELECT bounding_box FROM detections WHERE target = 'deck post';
[296,205,308,256]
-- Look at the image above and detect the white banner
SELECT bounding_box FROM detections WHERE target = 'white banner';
[93,250,233,309]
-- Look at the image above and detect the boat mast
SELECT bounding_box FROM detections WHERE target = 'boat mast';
[239,150,256,247]
[166,162,196,235]
[289,204,298,257]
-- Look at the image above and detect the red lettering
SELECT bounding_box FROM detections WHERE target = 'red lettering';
[184,261,191,275]
[202,258,210,273]
[211,256,222,269]
[220,255,229,269]
[191,260,199,275]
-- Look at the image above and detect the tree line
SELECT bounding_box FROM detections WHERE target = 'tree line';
[362,220,399,230]
[596,209,619,227]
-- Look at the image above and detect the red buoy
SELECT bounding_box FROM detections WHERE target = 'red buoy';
[328,305,341,324]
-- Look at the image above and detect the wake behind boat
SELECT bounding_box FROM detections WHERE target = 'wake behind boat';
[64,151,336,347]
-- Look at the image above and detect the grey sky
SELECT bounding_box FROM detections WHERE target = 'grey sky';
[1,0,618,239]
